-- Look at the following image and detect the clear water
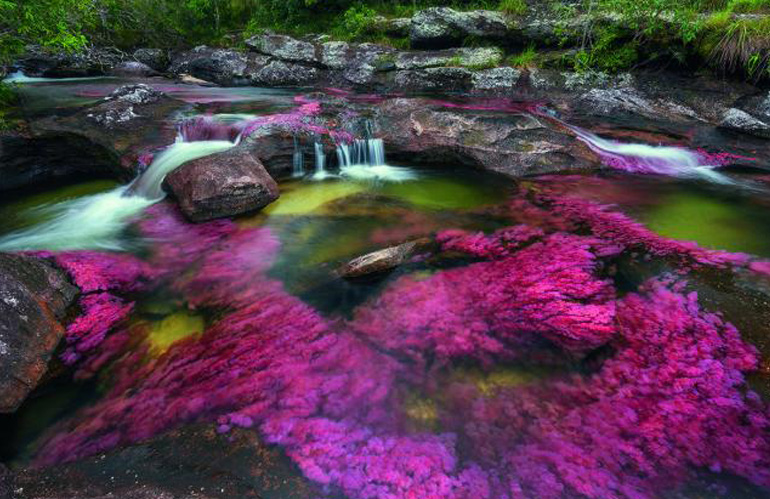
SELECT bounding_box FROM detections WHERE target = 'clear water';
[2,78,770,499]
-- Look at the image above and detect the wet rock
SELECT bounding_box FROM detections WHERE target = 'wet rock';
[111,60,158,77]
[576,87,657,117]
[167,148,280,222]
[12,425,315,498]
[472,66,522,91]
[719,108,770,138]
[169,46,256,86]
[339,239,432,278]
[133,48,169,72]
[246,33,318,64]
[394,47,503,70]
[377,98,597,176]
[321,41,352,69]
[341,44,397,86]
[27,84,184,179]
[394,67,474,92]
[759,92,770,118]
[0,132,122,191]
[250,60,320,86]
[177,73,217,86]
[16,46,125,77]
[0,463,13,498]
[87,84,164,127]
[410,7,510,49]
[0,254,78,413]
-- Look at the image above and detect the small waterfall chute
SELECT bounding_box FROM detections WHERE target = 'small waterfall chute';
[311,141,335,181]
[0,132,236,251]
[293,136,305,177]
[336,137,417,182]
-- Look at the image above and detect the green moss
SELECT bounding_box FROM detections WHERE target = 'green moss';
[146,312,205,354]
[498,0,528,16]
[508,44,537,67]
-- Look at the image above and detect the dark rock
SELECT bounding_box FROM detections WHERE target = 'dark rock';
[166,148,280,222]
[0,132,122,192]
[376,98,598,176]
[719,108,770,138]
[27,84,184,180]
[250,60,321,87]
[340,44,396,86]
[245,33,318,63]
[0,463,13,498]
[244,127,298,178]
[13,425,316,498]
[169,47,258,86]
[133,48,169,72]
[111,61,158,77]
[339,239,432,278]
[383,18,412,38]
[394,67,474,92]
[17,46,125,77]
[0,254,78,413]
[410,7,511,49]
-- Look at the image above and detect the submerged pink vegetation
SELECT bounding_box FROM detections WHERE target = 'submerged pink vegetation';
[32,190,770,498]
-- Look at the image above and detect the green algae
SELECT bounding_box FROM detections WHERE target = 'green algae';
[642,191,770,257]
[146,312,205,354]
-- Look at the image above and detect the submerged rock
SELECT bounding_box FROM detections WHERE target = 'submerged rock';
[166,148,280,222]
[338,239,431,278]
[0,254,78,413]
[13,425,315,498]
[719,108,770,139]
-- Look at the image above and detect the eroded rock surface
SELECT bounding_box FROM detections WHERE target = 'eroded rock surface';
[0,254,78,413]
[167,148,280,222]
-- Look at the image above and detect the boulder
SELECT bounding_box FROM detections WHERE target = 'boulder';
[339,239,431,278]
[719,108,770,138]
[133,48,170,72]
[169,46,260,86]
[12,425,315,498]
[111,60,158,77]
[341,44,397,86]
[0,254,78,413]
[166,148,280,222]
[394,67,474,92]
[246,33,318,63]
[26,84,184,181]
[250,60,321,87]
[472,66,522,91]
[17,46,124,77]
[376,98,598,176]
[410,8,511,49]
[394,47,503,70]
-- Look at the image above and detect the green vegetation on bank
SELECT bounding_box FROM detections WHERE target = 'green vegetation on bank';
[0,81,18,130]
[0,0,769,81]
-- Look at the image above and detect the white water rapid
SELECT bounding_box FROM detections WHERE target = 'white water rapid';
[0,139,235,251]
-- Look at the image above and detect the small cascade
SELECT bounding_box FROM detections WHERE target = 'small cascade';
[0,128,236,251]
[177,116,244,143]
[293,136,305,177]
[311,142,333,180]
[336,137,417,182]
[129,140,236,200]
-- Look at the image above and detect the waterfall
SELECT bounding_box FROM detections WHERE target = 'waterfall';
[293,136,305,177]
[336,138,417,182]
[0,137,236,251]
[311,142,333,180]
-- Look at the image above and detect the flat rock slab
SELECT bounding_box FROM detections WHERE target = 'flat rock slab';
[167,148,280,222]
[0,254,78,413]
[339,239,432,278]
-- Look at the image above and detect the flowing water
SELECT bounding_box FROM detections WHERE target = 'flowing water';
[2,77,770,499]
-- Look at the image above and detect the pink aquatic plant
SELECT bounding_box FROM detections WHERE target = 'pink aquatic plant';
[31,188,770,499]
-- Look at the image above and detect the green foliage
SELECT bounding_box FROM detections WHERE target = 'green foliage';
[498,0,527,16]
[0,81,18,130]
[338,4,381,41]
[508,44,537,67]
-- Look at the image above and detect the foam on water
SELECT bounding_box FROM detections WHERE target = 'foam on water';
[336,138,418,182]
[0,139,235,251]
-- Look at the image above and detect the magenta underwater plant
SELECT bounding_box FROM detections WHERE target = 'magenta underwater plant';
[31,189,770,499]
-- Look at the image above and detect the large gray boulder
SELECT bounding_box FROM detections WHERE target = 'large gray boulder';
[410,8,511,49]
[719,108,770,139]
[166,148,280,222]
[169,46,265,86]
[250,60,321,86]
[245,33,318,63]
[133,48,170,72]
[0,254,78,413]
[376,98,598,177]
